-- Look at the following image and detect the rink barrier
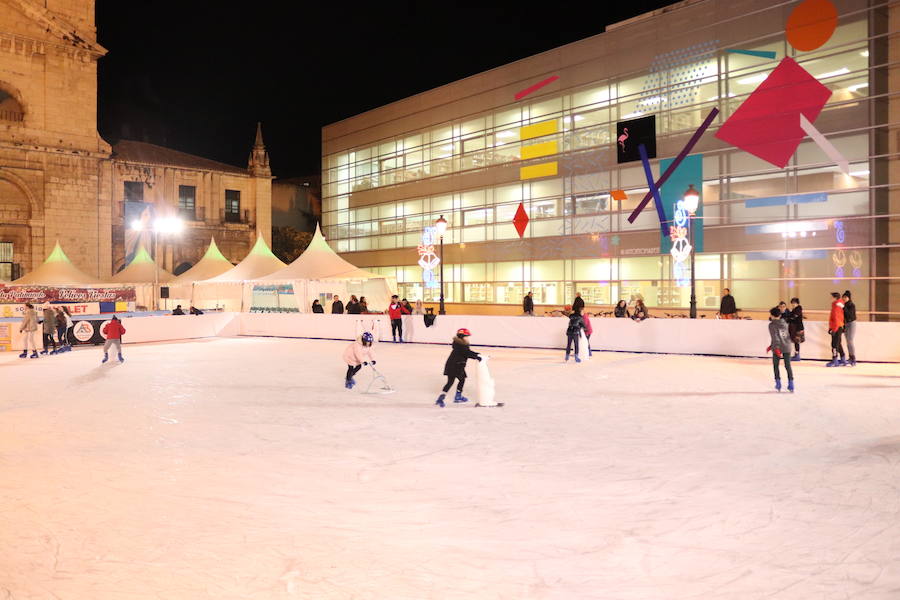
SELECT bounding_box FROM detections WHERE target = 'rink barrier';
[5,312,899,362]
[238,313,900,363]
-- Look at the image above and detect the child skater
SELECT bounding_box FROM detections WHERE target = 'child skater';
[565,307,586,362]
[767,306,794,392]
[343,331,376,389]
[436,328,481,407]
[101,315,126,363]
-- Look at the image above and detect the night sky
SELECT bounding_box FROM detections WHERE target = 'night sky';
[96,1,675,179]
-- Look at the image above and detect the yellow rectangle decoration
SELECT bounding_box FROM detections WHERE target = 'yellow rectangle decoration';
[521,141,558,160]
[519,120,558,141]
[519,162,558,180]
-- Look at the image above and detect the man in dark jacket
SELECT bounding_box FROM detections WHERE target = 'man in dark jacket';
[523,291,534,315]
[719,288,737,319]
[572,292,585,314]
[842,290,857,365]
[331,295,344,314]
[565,308,586,362]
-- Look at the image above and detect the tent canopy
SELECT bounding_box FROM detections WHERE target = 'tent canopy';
[202,235,286,282]
[260,225,381,281]
[171,238,234,283]
[110,245,174,284]
[12,241,101,285]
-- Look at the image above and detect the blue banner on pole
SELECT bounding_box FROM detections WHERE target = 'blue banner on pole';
[659,154,703,254]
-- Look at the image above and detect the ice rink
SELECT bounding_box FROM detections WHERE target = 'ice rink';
[2,336,900,599]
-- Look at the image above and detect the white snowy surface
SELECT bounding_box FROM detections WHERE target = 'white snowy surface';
[2,337,900,599]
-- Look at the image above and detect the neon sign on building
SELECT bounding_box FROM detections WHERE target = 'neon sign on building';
[418,226,440,289]
[669,199,692,287]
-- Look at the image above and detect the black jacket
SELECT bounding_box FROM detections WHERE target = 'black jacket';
[843,301,856,323]
[331,301,344,314]
[566,313,585,336]
[786,305,804,331]
[443,337,480,378]
[523,295,534,313]
[312,303,324,313]
[172,308,185,315]
[346,301,360,314]
[720,294,736,315]
[572,296,585,313]
[614,305,629,318]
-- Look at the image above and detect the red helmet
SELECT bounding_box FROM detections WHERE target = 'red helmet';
[457,328,471,337]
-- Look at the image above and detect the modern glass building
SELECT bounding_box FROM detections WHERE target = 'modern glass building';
[322,0,897,319]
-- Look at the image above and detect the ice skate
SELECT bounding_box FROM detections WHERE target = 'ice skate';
[849,356,856,366]
[40,349,48,355]
[435,393,446,407]
[838,358,848,366]
[18,351,27,358]
[787,380,795,392]
[345,377,356,389]
[791,353,800,362]
[102,354,109,364]
[392,336,396,343]
[826,358,839,367]
[574,356,582,363]
[775,379,781,392]
[29,351,38,359]
[453,391,469,403]
[565,353,570,362]
[118,354,124,363]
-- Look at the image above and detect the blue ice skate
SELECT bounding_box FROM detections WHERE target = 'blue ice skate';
[18,351,27,358]
[791,353,800,361]
[774,379,782,392]
[826,359,839,367]
[574,356,582,363]
[435,393,446,407]
[838,358,849,366]
[29,351,38,359]
[787,380,794,392]
[345,378,356,389]
[118,354,124,363]
[454,391,469,403]
[102,354,109,364]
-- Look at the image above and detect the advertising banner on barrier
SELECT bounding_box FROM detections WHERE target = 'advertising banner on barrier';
[0,286,136,304]
[70,319,115,346]
[0,302,102,318]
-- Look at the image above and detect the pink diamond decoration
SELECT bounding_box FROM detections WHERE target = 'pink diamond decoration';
[715,57,832,168]
[513,202,529,238]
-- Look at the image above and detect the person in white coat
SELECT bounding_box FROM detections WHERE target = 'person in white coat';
[18,303,39,358]
[343,331,377,389]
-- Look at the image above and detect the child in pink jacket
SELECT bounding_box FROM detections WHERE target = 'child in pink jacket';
[343,331,377,389]
[583,312,593,357]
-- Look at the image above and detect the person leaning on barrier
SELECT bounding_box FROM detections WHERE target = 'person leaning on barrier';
[172,305,185,316]
[523,291,534,316]
[719,288,737,319]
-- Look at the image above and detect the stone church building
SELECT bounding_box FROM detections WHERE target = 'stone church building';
[0,0,272,281]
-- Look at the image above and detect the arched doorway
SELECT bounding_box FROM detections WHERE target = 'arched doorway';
[0,176,33,281]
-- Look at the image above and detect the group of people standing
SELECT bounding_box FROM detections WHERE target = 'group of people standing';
[18,303,73,358]
[312,295,372,315]
[312,295,427,343]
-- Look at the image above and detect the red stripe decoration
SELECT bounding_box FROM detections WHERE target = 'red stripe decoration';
[514,75,560,101]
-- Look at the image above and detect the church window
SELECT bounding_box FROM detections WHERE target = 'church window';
[225,190,241,223]
[124,181,144,203]
[178,185,196,220]
[0,90,24,123]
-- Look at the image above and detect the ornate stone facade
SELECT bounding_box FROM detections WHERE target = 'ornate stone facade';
[0,0,272,280]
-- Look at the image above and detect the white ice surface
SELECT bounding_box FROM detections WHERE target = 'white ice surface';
[2,337,900,599]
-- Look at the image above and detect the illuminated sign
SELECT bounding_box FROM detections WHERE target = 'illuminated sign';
[418,227,440,289]
[669,199,692,287]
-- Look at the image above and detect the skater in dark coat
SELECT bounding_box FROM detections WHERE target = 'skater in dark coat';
[346,295,361,314]
[767,307,794,392]
[572,292,585,314]
[436,328,481,407]
[614,300,630,318]
[331,295,344,314]
[311,299,324,313]
[565,307,586,362]
[785,297,804,360]
[842,290,857,365]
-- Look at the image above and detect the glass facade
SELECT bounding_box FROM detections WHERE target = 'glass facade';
[322,7,894,318]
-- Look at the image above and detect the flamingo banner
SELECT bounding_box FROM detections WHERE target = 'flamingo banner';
[616,115,656,164]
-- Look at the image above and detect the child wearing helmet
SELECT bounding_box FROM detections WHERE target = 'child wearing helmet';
[436,328,481,407]
[343,331,377,389]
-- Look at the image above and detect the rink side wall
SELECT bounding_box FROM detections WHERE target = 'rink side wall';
[5,313,900,362]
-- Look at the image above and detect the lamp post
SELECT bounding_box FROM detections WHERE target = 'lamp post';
[131,216,183,312]
[683,184,700,319]
[434,214,448,315]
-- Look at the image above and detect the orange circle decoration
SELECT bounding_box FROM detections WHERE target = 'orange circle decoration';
[786,0,838,52]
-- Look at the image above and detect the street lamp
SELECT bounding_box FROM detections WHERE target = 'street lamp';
[434,214,448,315]
[683,184,700,319]
[131,216,183,311]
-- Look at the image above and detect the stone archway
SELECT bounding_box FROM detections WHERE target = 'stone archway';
[0,172,37,278]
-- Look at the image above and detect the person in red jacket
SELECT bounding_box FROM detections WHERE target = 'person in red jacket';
[826,292,846,367]
[102,315,126,364]
[386,294,410,342]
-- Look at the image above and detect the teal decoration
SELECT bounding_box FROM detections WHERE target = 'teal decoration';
[659,154,703,254]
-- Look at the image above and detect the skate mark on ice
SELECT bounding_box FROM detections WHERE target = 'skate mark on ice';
[72,363,123,385]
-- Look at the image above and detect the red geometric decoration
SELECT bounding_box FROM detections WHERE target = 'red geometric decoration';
[714,57,832,169]
[512,202,529,238]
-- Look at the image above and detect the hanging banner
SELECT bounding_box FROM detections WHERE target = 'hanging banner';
[0,286,136,304]
[659,154,704,254]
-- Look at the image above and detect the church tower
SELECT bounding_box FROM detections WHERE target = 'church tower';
[248,122,272,244]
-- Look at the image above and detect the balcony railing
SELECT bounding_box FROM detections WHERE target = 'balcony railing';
[0,109,24,123]
[222,209,251,225]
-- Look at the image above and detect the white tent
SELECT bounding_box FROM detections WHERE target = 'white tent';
[110,245,174,284]
[12,241,101,285]
[192,235,286,311]
[250,225,395,313]
[164,238,234,309]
